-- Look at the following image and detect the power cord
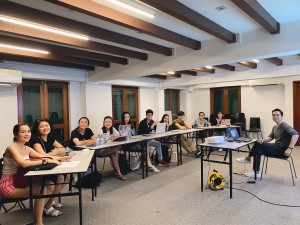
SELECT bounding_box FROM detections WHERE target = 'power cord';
[222,178,300,207]
[231,187,300,207]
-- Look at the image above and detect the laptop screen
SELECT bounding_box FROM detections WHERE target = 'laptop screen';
[156,123,166,134]
[227,127,240,140]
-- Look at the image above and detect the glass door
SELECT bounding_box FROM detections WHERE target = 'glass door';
[18,80,69,144]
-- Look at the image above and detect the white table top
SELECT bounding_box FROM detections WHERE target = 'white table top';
[199,139,257,150]
[25,150,95,176]
[78,128,200,150]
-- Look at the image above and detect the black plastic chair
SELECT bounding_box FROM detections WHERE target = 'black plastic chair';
[246,117,263,139]
[260,152,297,186]
[234,113,246,136]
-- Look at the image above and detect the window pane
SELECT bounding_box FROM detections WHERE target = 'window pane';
[171,91,178,114]
[228,89,238,114]
[23,86,40,126]
[48,87,63,124]
[52,128,64,145]
[164,91,170,111]
[214,90,223,114]
[126,90,136,119]
[113,90,123,120]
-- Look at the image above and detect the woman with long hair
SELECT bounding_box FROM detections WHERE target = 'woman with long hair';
[0,123,61,225]
[31,118,70,213]
[99,116,126,181]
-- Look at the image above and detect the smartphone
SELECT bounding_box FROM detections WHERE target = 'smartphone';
[142,134,151,136]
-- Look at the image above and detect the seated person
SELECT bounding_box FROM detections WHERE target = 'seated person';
[98,116,126,181]
[160,114,171,131]
[120,111,136,136]
[194,112,210,128]
[138,109,170,172]
[211,111,228,136]
[236,108,299,178]
[31,118,70,213]
[68,117,96,150]
[0,124,61,225]
[170,111,196,155]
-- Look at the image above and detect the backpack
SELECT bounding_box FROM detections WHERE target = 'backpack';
[75,171,102,189]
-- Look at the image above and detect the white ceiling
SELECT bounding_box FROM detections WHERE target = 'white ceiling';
[3,0,300,82]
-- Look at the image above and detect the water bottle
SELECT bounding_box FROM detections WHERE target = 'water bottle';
[96,134,103,145]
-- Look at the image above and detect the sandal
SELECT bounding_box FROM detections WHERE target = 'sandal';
[117,175,126,181]
[44,206,63,217]
[52,201,64,208]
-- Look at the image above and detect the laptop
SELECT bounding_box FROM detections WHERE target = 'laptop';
[119,125,131,137]
[221,119,231,125]
[156,122,166,134]
[227,127,252,142]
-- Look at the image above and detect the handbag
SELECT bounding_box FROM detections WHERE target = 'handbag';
[28,163,57,171]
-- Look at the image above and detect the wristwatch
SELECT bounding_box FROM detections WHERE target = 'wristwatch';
[288,147,293,150]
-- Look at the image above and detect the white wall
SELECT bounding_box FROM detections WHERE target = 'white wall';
[85,84,112,135]
[139,87,157,121]
[241,85,285,137]
[0,87,18,156]
[189,88,210,125]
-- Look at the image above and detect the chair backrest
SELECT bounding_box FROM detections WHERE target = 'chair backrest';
[235,113,246,123]
[24,115,33,126]
[209,114,216,123]
[50,112,60,124]
[250,117,261,130]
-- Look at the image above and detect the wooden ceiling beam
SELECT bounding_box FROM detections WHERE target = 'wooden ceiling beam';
[145,75,167,79]
[195,68,215,74]
[0,34,127,65]
[176,70,197,76]
[265,57,283,66]
[0,46,109,68]
[140,0,236,43]
[231,0,280,34]
[0,22,147,60]
[44,0,201,50]
[0,53,95,71]
[1,1,172,56]
[238,61,257,69]
[214,64,235,71]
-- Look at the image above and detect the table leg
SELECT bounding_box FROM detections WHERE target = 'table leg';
[29,177,33,210]
[201,146,204,192]
[229,149,233,199]
[78,172,83,225]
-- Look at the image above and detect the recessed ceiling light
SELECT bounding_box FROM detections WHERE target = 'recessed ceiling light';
[252,59,260,63]
[215,6,227,11]
[93,0,155,18]
[205,66,213,69]
[0,43,49,54]
[167,71,175,74]
[0,16,89,40]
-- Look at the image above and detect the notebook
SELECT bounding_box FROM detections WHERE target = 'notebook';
[227,127,252,142]
[156,122,166,134]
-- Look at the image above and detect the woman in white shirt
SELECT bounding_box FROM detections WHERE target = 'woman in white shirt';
[98,116,126,181]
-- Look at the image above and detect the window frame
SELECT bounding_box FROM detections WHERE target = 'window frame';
[210,86,241,114]
[112,86,139,130]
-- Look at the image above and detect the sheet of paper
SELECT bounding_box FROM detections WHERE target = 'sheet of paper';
[57,161,80,168]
